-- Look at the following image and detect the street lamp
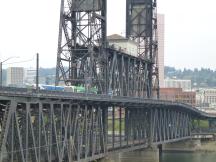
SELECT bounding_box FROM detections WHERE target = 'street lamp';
[0,56,19,87]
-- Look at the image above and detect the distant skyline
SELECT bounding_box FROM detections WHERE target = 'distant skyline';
[0,0,216,69]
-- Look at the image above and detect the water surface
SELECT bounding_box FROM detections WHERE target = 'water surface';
[162,152,216,162]
[101,151,216,162]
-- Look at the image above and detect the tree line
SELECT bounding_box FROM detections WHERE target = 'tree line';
[165,66,216,88]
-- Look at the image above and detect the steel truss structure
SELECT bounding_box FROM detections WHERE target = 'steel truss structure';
[55,0,107,94]
[0,99,107,162]
[55,0,159,99]
[1,92,214,162]
[1,0,216,161]
[126,0,159,98]
[106,48,153,97]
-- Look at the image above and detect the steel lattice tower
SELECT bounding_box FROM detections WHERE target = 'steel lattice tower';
[126,0,159,98]
[55,0,107,94]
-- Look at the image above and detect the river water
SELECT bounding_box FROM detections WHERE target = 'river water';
[101,151,216,162]
[162,152,216,162]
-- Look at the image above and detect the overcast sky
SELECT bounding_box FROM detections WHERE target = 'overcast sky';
[0,0,216,69]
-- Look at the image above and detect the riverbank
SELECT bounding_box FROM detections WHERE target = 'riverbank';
[196,141,216,152]
[163,140,216,153]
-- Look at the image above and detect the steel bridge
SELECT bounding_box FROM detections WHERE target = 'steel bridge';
[0,87,216,162]
[1,0,216,162]
[55,0,159,98]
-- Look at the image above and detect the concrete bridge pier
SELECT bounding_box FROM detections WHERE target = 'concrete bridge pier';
[98,147,160,162]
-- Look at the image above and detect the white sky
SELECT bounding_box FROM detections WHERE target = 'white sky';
[0,0,216,69]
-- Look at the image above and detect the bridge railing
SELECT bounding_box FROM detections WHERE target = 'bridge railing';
[0,86,216,120]
[192,128,216,134]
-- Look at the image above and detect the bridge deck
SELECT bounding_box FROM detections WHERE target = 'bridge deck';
[0,87,215,119]
[0,87,216,162]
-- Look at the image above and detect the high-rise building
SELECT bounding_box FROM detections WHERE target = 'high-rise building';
[6,67,24,87]
[157,14,165,88]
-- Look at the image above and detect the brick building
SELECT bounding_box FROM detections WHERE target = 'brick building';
[160,88,196,106]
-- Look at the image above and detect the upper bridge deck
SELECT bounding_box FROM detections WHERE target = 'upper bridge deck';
[0,87,215,119]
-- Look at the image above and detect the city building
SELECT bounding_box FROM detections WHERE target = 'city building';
[107,34,138,57]
[157,14,165,88]
[164,79,192,91]
[160,88,196,106]
[196,88,216,109]
[6,67,24,87]
[24,68,36,84]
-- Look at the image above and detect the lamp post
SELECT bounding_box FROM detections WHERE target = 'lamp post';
[0,62,2,87]
[0,56,19,87]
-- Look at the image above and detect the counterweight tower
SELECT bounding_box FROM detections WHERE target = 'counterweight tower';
[55,0,107,93]
[126,0,159,98]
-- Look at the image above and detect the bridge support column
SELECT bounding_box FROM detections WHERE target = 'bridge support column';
[158,144,163,162]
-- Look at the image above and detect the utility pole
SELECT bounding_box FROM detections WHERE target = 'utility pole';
[36,53,39,91]
[0,62,2,87]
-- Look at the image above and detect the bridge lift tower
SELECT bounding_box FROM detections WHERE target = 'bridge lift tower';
[55,0,107,94]
[126,0,159,98]
[55,0,159,98]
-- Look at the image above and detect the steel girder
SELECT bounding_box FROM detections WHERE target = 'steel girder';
[0,97,196,162]
[149,108,191,143]
[107,49,151,98]
[55,0,107,94]
[0,100,107,162]
[122,107,191,147]
[126,0,159,98]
